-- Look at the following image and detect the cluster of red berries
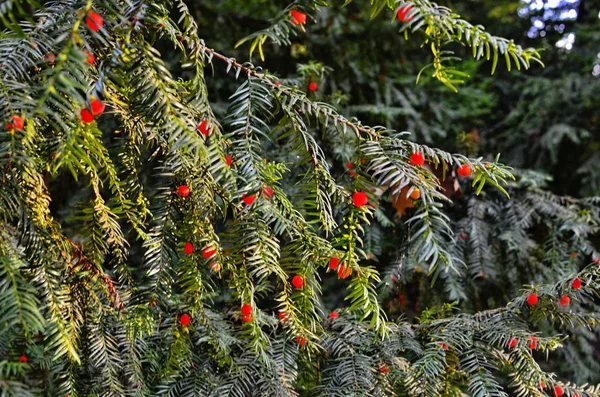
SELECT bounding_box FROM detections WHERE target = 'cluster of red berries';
[80,99,106,123]
[526,277,582,308]
[329,256,352,279]
[241,186,275,206]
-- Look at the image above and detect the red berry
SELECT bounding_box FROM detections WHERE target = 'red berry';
[262,186,274,199]
[291,275,304,289]
[224,154,233,167]
[409,152,425,166]
[242,193,256,205]
[5,115,24,131]
[19,355,27,363]
[539,382,546,390]
[295,336,306,346]
[508,337,517,348]
[242,314,252,323]
[457,164,472,177]
[44,53,55,64]
[241,303,252,316]
[554,385,564,397]
[438,342,449,351]
[527,293,538,306]
[179,313,191,326]
[90,99,105,116]
[201,246,216,259]
[85,11,104,31]
[290,10,307,25]
[329,311,339,320]
[177,185,190,197]
[209,262,220,272]
[278,311,290,322]
[183,242,194,255]
[460,233,468,240]
[337,265,351,279]
[80,108,94,123]
[308,82,318,92]
[528,336,538,349]
[329,257,340,270]
[349,171,356,177]
[572,278,582,289]
[397,5,414,22]
[593,257,600,264]
[346,162,353,170]
[379,364,389,374]
[84,51,95,64]
[398,294,406,305]
[275,81,281,87]
[352,191,368,207]
[198,119,210,136]
[559,295,570,306]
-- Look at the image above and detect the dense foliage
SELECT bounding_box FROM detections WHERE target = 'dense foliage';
[0,0,599,396]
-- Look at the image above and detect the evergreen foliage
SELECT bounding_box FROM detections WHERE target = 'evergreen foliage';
[0,0,598,396]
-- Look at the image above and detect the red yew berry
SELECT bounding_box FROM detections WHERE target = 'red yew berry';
[224,154,233,167]
[291,275,304,289]
[457,164,472,177]
[572,278,582,289]
[241,303,252,316]
[242,314,252,323]
[177,185,190,197]
[329,257,340,270]
[278,311,290,322]
[44,53,55,64]
[559,295,570,306]
[527,293,538,306]
[290,10,307,25]
[528,336,538,349]
[337,265,352,279]
[80,108,94,123]
[198,119,210,136]
[346,162,353,170]
[275,81,281,87]
[308,82,318,91]
[460,233,468,240]
[508,337,518,348]
[90,99,105,116]
[242,193,256,205]
[6,115,24,131]
[349,171,356,177]
[398,294,406,305]
[209,262,220,272]
[554,385,564,397]
[19,355,27,363]
[295,336,306,346]
[329,311,339,320]
[183,242,194,255]
[201,246,216,259]
[262,186,274,199]
[85,11,104,31]
[84,51,95,64]
[352,191,368,207]
[409,152,425,166]
[379,364,389,374]
[438,342,449,351]
[397,5,414,22]
[539,382,546,390]
[179,313,191,326]
[594,257,600,264]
